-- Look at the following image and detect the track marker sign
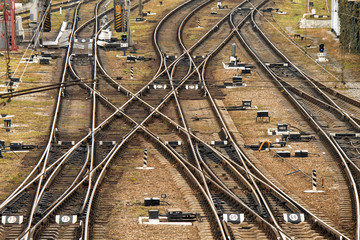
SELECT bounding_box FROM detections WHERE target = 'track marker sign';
[55,215,77,224]
[223,213,244,224]
[283,213,305,224]
[1,215,24,224]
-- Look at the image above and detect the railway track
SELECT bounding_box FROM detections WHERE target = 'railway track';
[1,0,359,239]
[0,1,109,239]
[231,3,359,239]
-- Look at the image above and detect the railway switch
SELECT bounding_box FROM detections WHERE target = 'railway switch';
[57,141,75,146]
[283,132,299,141]
[126,56,136,62]
[148,84,167,89]
[41,52,52,58]
[330,133,360,138]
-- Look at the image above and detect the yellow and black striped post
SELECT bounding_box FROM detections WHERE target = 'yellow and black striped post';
[44,11,51,32]
[114,0,123,32]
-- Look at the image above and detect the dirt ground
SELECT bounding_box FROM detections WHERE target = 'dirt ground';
[101,142,201,240]
[207,39,344,227]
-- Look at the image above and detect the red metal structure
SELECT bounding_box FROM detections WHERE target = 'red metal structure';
[0,0,18,51]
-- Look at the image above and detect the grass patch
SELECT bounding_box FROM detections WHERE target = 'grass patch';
[273,0,332,29]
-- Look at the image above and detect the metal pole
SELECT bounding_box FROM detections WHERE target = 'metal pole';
[139,0,143,17]
[10,0,17,50]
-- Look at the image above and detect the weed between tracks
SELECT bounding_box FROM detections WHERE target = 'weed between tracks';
[0,42,59,202]
[263,0,360,100]
[94,143,199,239]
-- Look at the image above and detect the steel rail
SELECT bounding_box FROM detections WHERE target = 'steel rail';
[81,1,106,238]
[43,144,91,213]
[230,5,354,239]
[10,1,53,80]
[16,2,83,239]
[262,11,360,109]
[166,142,280,238]
[93,10,347,240]
[249,6,360,131]
[27,0,106,237]
[95,1,290,238]
[82,12,300,240]
[173,1,275,238]
[17,2,113,237]
[249,7,360,239]
[28,145,91,237]
[83,2,255,237]
[191,5,291,239]
[2,1,320,240]
[170,4,230,236]
[166,1,281,236]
